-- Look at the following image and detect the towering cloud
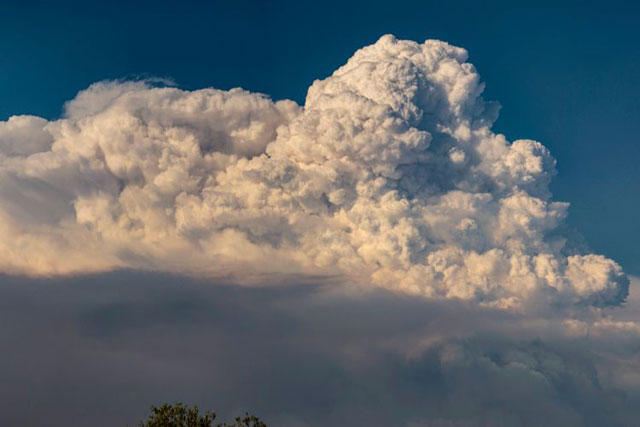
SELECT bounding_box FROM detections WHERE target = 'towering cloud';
[0,35,627,309]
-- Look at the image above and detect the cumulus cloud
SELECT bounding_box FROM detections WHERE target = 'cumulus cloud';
[0,35,628,309]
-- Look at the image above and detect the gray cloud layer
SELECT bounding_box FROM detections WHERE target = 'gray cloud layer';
[0,35,628,310]
[1,273,639,427]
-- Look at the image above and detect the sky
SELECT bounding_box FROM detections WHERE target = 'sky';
[1,1,640,425]
[2,0,639,275]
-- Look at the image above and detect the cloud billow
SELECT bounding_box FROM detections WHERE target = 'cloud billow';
[0,35,628,310]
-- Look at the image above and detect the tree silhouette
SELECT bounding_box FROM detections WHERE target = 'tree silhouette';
[138,403,266,427]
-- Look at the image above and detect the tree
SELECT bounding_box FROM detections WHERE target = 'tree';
[138,403,266,427]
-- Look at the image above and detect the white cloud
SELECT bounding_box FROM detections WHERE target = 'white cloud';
[0,35,628,310]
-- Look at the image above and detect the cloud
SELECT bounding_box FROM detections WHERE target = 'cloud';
[1,273,639,427]
[0,35,628,310]
[2,35,638,426]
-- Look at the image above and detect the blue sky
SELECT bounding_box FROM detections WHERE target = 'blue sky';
[2,0,638,274]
